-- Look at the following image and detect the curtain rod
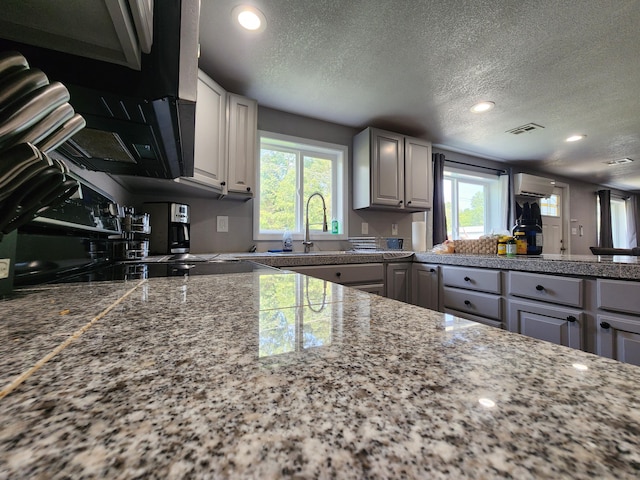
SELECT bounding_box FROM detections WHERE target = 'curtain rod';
[445,159,508,175]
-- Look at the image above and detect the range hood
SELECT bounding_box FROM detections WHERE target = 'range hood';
[0,0,199,179]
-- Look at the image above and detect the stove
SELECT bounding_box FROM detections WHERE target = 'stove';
[16,259,279,285]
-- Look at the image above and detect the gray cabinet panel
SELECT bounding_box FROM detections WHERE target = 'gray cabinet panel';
[596,313,640,366]
[404,137,432,209]
[509,271,583,308]
[442,266,501,294]
[411,264,439,311]
[289,264,384,285]
[443,287,502,321]
[386,263,411,302]
[508,299,584,350]
[597,279,640,315]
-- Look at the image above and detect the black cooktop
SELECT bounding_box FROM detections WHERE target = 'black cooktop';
[16,260,278,285]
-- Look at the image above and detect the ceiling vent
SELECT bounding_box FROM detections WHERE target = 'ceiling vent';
[506,123,545,135]
[604,158,634,165]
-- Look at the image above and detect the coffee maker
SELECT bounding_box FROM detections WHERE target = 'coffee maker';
[144,202,190,254]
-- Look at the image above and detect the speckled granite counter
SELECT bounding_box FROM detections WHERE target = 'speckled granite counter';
[229,251,640,280]
[1,269,640,478]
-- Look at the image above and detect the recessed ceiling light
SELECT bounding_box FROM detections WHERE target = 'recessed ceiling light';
[232,5,267,32]
[565,134,586,142]
[470,101,495,113]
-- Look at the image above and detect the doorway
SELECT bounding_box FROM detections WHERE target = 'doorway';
[540,185,569,254]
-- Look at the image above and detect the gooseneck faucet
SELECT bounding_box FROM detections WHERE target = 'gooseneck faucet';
[303,192,328,253]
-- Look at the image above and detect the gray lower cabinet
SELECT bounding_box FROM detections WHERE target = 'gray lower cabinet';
[386,262,411,302]
[508,299,584,350]
[441,265,503,328]
[288,263,385,295]
[508,271,585,349]
[595,278,640,365]
[411,263,439,311]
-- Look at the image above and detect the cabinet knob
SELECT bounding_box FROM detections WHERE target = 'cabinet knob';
[429,268,436,273]
[600,321,611,330]
[407,201,412,205]
[336,272,341,278]
[566,315,577,323]
[464,276,471,282]
[398,200,403,205]
[464,300,472,306]
[246,187,251,192]
[220,181,226,186]
[535,284,544,291]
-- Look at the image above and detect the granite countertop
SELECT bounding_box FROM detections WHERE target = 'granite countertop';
[2,269,640,478]
[229,250,640,280]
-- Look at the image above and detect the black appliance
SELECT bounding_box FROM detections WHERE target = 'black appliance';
[145,202,190,255]
[0,0,199,179]
[513,201,543,255]
[16,259,278,286]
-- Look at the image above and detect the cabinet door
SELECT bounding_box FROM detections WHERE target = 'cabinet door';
[411,263,439,311]
[227,93,257,194]
[597,313,640,366]
[404,137,432,210]
[191,71,226,189]
[371,129,404,207]
[386,263,411,302]
[508,299,584,350]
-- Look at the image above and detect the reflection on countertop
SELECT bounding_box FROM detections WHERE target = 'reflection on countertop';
[1,270,640,478]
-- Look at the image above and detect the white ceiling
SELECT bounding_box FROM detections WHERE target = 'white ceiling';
[198,0,640,193]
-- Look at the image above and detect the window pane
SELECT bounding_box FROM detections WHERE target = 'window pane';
[540,194,559,217]
[458,182,484,239]
[611,198,628,248]
[259,148,297,231]
[303,155,333,229]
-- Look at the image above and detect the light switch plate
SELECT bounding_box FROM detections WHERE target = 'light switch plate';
[217,216,229,232]
[361,222,368,235]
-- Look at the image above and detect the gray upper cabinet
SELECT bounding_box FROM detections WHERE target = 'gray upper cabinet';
[176,70,257,196]
[353,127,432,211]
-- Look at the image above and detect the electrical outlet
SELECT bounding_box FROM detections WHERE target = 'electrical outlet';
[361,222,368,235]
[0,259,9,279]
[217,216,229,232]
[391,223,398,235]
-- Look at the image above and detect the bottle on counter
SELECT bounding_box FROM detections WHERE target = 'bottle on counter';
[513,223,543,255]
[282,229,293,252]
[331,218,339,234]
[497,236,509,255]
[506,237,517,257]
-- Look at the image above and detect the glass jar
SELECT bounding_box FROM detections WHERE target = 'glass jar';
[506,237,517,257]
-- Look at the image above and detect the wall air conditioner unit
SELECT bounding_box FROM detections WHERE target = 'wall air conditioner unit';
[514,173,555,198]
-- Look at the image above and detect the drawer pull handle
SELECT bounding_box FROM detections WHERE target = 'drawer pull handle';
[430,268,436,273]
[246,186,252,192]
[336,272,341,278]
[535,284,544,291]
[464,276,471,282]
[566,315,577,323]
[464,300,472,306]
[221,181,226,186]
[600,321,611,330]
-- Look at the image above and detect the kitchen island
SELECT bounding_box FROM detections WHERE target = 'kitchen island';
[1,266,640,478]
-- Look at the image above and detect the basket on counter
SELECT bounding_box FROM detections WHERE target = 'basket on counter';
[454,237,498,254]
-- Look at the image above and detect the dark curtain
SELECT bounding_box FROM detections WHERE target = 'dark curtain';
[432,153,447,244]
[597,189,614,248]
[506,167,516,230]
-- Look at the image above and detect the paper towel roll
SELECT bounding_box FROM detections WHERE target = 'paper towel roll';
[412,221,427,251]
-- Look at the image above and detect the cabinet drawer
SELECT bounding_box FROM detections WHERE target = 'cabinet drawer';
[597,279,640,315]
[508,271,583,308]
[443,287,502,320]
[441,266,501,294]
[289,263,384,284]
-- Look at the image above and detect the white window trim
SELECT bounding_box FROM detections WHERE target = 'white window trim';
[253,131,349,241]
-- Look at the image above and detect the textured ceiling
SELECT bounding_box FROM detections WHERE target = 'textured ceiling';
[199,0,640,192]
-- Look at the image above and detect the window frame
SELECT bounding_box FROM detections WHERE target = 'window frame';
[444,167,507,239]
[253,131,348,241]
